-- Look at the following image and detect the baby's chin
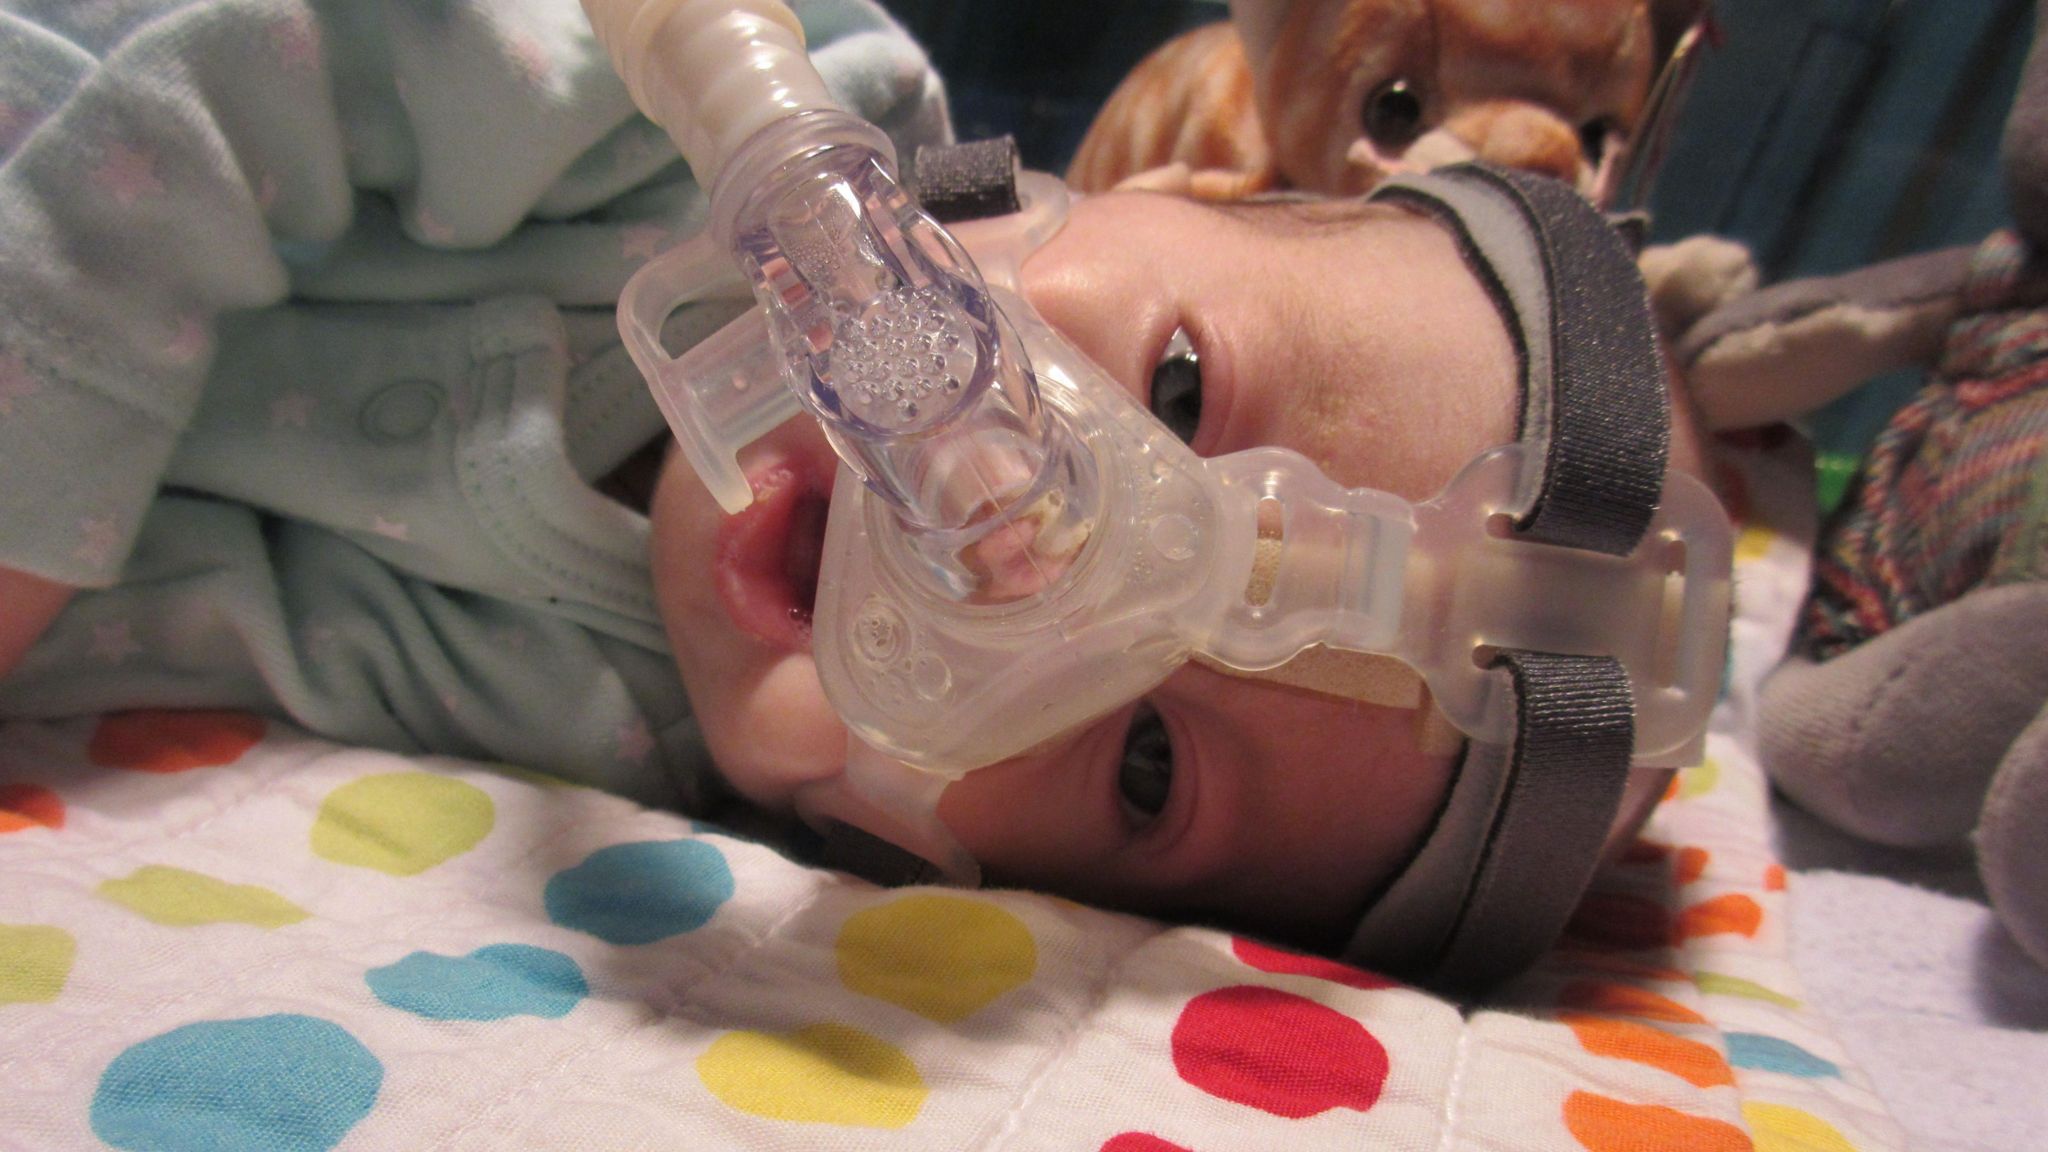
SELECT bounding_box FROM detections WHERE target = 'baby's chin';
[703,650,850,811]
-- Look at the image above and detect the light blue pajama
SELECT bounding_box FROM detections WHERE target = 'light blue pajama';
[0,0,950,804]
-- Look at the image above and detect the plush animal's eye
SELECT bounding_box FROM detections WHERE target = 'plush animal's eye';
[1579,118,1617,164]
[1117,702,1174,824]
[1149,326,1203,445]
[1362,79,1425,150]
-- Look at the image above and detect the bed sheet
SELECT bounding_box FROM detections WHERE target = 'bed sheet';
[0,445,1910,1152]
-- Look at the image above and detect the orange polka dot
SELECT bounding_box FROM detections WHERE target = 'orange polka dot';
[88,710,266,773]
[1566,1016,1734,1088]
[1763,864,1787,892]
[1566,893,1673,951]
[1558,981,1708,1025]
[1563,1091,1750,1152]
[1677,894,1763,942]
[1551,950,1688,983]
[1674,847,1710,887]
[0,783,64,832]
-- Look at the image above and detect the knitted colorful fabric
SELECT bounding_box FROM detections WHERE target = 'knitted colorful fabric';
[1800,228,2048,660]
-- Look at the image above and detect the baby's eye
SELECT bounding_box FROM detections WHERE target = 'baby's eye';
[1116,702,1175,825]
[1362,78,1425,151]
[1149,326,1203,445]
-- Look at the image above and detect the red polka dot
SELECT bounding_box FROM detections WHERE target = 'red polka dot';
[1101,1135,1192,1152]
[87,710,266,772]
[1763,864,1787,891]
[1565,893,1674,951]
[1676,894,1762,942]
[1171,986,1387,1119]
[1673,847,1710,887]
[0,783,64,832]
[1232,938,1398,991]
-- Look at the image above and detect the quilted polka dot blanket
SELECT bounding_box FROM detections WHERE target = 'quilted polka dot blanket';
[0,445,1906,1152]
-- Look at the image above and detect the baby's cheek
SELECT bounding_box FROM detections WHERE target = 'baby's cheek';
[702,654,848,810]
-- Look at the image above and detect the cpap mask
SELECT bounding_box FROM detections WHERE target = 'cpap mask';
[582,0,1732,989]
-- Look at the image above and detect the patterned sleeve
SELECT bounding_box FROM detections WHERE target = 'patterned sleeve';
[0,0,949,589]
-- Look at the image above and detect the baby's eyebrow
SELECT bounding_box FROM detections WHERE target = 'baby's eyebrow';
[1211,196,1385,232]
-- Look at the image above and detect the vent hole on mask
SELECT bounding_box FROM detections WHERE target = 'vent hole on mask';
[1653,532,1688,688]
[1246,498,1284,607]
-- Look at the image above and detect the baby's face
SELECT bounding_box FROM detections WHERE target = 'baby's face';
[651,193,1526,946]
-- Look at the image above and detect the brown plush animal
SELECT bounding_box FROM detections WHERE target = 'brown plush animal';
[1068,0,1659,200]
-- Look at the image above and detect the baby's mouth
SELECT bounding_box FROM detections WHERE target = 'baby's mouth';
[715,459,835,652]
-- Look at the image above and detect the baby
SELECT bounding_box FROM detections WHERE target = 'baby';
[0,2,1707,987]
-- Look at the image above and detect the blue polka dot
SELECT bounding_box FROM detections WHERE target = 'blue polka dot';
[1727,1032,1840,1078]
[92,1015,381,1152]
[544,839,734,944]
[367,944,588,1021]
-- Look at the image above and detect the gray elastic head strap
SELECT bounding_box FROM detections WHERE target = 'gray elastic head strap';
[1348,163,1668,996]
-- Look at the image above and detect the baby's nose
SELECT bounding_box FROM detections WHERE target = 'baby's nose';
[1445,101,1586,187]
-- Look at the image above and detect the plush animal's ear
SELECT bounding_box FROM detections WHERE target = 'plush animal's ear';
[2003,0,2048,243]
[1648,0,1711,68]
[1226,0,1287,73]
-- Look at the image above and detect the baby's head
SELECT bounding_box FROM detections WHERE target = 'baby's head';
[649,189,1699,959]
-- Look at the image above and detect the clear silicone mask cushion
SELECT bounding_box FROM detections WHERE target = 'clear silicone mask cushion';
[615,127,1733,884]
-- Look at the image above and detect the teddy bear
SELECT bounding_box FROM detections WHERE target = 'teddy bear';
[1669,1,2048,969]
[1065,0,1667,201]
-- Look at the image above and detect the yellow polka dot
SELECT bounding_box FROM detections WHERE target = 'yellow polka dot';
[1743,1102,1861,1152]
[836,894,1035,1023]
[0,924,75,1003]
[1696,971,1802,1008]
[97,866,308,929]
[1736,524,1777,564]
[697,1023,925,1128]
[311,772,493,876]
[1676,758,1721,802]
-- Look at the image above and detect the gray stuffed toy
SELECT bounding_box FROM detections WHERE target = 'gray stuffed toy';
[1666,5,2048,969]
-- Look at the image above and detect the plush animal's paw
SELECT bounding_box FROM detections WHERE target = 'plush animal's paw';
[1640,235,1758,343]
[1112,162,1196,195]
[1760,583,2048,847]
[1109,163,1276,201]
[1979,703,2048,969]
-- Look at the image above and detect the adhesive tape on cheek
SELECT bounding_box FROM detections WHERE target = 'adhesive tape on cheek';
[1188,531,1462,755]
